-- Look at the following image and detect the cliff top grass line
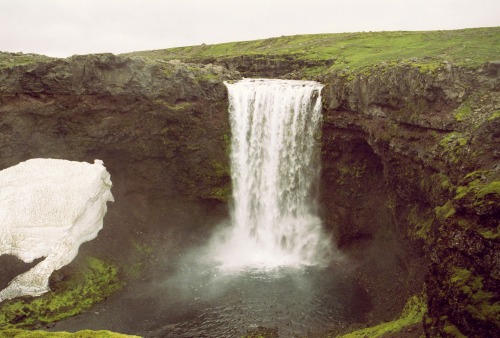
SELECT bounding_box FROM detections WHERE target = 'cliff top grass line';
[2,27,499,76]
[124,27,500,74]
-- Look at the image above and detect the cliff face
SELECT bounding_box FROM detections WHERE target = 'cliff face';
[0,53,498,336]
[0,55,239,294]
[318,62,500,337]
[0,54,236,201]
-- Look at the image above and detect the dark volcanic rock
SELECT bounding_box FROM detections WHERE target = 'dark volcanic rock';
[193,54,334,78]
[0,54,239,281]
[317,63,500,336]
[0,54,238,200]
[0,52,498,336]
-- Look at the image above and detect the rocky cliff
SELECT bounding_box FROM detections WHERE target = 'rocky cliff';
[0,53,236,201]
[0,50,499,336]
[0,54,239,331]
[318,62,500,337]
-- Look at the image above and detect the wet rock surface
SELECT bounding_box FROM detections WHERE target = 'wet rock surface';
[0,53,499,336]
[316,63,500,336]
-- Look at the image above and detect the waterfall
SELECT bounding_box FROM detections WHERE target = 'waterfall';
[214,78,332,270]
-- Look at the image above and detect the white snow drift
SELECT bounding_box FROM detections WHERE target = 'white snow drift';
[0,158,114,302]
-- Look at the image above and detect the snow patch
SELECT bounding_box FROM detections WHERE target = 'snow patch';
[0,158,113,302]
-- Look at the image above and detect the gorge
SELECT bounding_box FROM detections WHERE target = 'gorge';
[0,27,499,337]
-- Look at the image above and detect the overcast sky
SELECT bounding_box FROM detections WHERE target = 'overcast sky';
[1,0,499,58]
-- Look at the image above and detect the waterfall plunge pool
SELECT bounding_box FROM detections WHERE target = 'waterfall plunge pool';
[49,79,375,336]
[49,248,371,337]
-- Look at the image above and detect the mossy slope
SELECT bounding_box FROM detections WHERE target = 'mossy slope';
[0,257,121,330]
[338,295,426,338]
[0,329,139,337]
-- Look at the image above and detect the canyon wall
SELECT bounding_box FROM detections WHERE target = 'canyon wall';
[0,54,239,290]
[0,54,235,201]
[0,53,498,336]
[318,62,500,337]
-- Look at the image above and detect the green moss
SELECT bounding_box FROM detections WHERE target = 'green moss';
[440,176,453,191]
[0,257,122,329]
[386,195,396,211]
[450,268,472,284]
[476,181,500,198]
[338,295,427,338]
[210,184,232,202]
[211,160,230,178]
[478,227,500,239]
[450,268,500,323]
[123,241,152,279]
[463,170,483,181]
[454,171,500,213]
[153,99,195,112]
[440,133,467,147]
[411,62,441,74]
[454,102,473,122]
[443,320,468,338]
[0,329,139,337]
[455,171,482,199]
[407,206,434,242]
[434,200,456,220]
[439,132,469,164]
[160,63,176,77]
[197,72,218,81]
[202,159,232,202]
[222,133,231,156]
[131,241,153,256]
[487,110,500,121]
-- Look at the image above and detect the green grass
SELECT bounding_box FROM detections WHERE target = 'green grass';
[0,52,53,69]
[3,28,498,77]
[125,27,500,75]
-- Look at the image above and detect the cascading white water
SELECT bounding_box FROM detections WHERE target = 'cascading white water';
[214,78,332,270]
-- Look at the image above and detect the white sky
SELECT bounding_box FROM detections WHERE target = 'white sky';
[1,0,499,58]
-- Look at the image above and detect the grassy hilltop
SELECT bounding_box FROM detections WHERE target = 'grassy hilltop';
[125,27,500,75]
[2,27,498,76]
